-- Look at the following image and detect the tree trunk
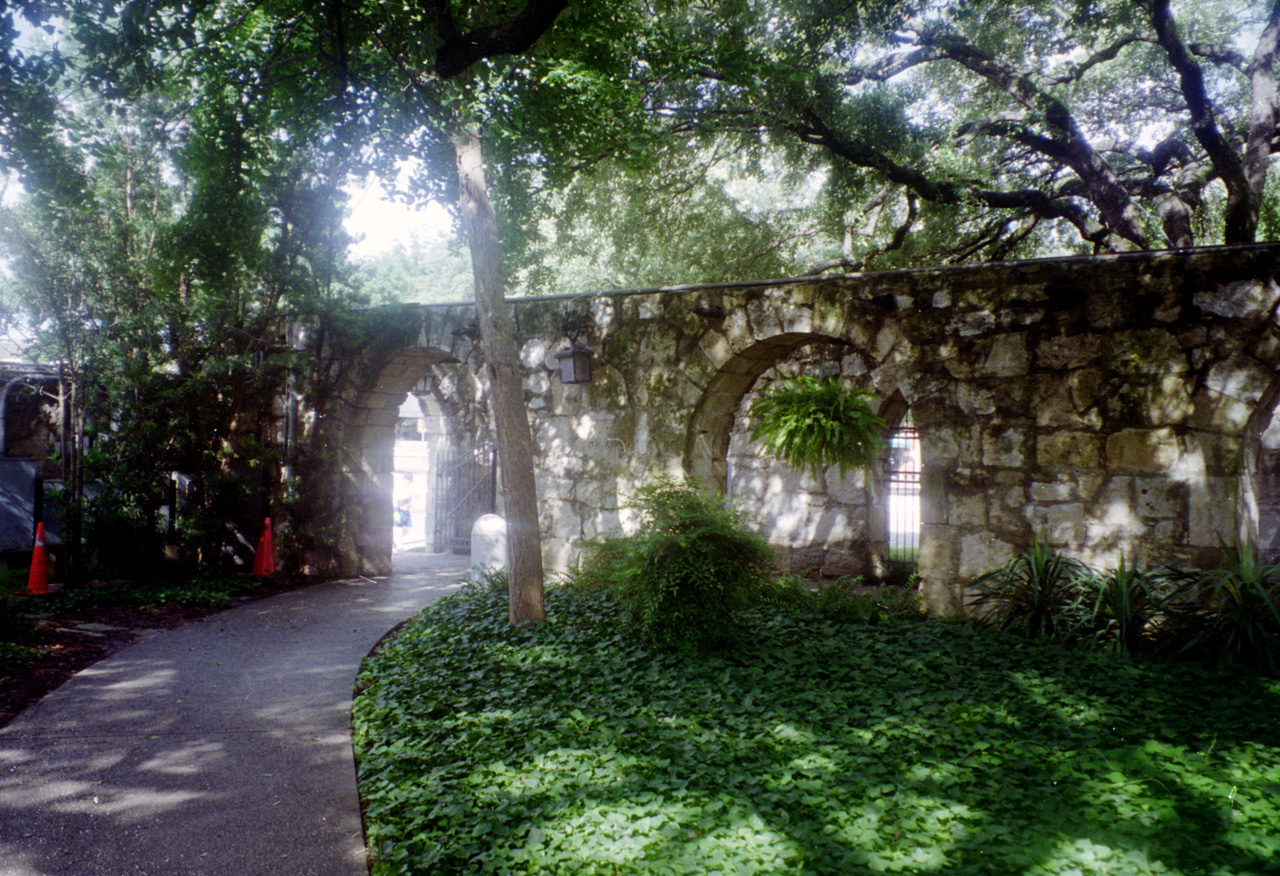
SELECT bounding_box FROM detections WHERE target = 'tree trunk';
[452,129,545,625]
[1243,0,1280,241]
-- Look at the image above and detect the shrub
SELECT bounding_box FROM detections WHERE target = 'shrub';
[759,574,922,624]
[1075,556,1169,655]
[0,586,36,648]
[758,573,816,612]
[1,575,38,676]
[574,478,773,650]
[466,566,510,596]
[563,533,633,592]
[813,576,922,624]
[970,538,1089,640]
[1159,542,1280,670]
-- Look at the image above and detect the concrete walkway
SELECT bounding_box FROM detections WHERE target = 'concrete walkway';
[0,552,470,876]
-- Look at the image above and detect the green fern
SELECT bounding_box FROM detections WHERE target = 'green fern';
[748,374,886,480]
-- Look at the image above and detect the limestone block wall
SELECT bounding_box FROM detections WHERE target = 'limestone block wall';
[302,244,1280,614]
[511,247,1280,613]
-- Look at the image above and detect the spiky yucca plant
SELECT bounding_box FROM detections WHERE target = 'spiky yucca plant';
[748,375,886,480]
[1162,541,1280,670]
[1077,555,1167,654]
[970,538,1089,640]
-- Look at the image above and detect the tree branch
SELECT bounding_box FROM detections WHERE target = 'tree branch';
[425,0,570,79]
[908,21,1147,247]
[786,104,1119,250]
[806,191,917,275]
[1149,0,1251,242]
[1188,41,1249,74]
[839,46,947,86]
[1046,33,1140,85]
[1243,0,1280,237]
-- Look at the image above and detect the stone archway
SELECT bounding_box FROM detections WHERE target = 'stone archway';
[289,245,1280,613]
[340,346,461,575]
[295,328,471,578]
[1239,375,1280,557]
[719,338,899,580]
[684,332,851,488]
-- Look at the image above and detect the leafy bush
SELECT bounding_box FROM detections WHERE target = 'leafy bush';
[0,583,37,650]
[466,566,510,597]
[0,641,32,675]
[760,574,922,624]
[748,374,885,480]
[758,573,816,612]
[130,575,261,609]
[810,576,921,624]
[968,540,1280,671]
[573,478,773,650]
[563,533,633,592]
[970,538,1088,640]
[35,572,265,614]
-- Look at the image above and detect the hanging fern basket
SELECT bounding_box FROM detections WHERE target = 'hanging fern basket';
[747,374,887,481]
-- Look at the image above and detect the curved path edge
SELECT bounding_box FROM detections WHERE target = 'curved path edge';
[0,553,470,876]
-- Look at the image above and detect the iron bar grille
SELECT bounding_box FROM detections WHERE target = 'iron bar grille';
[432,443,496,553]
[884,419,921,568]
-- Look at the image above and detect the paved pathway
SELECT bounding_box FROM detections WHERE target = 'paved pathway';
[0,552,470,876]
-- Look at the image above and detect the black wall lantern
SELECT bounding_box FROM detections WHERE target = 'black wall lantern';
[555,301,595,384]
[554,344,594,384]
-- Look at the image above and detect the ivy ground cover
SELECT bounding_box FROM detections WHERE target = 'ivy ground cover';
[353,584,1280,875]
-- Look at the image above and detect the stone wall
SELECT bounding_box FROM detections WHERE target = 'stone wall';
[300,244,1280,614]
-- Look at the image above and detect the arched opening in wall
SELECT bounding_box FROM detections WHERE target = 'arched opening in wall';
[722,338,883,580]
[879,393,921,584]
[1242,377,1280,559]
[393,368,496,566]
[392,385,440,554]
[1,377,63,477]
[337,344,487,576]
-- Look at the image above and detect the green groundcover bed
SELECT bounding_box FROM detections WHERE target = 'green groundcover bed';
[353,583,1280,876]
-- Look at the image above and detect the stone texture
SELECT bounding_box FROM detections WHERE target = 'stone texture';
[978,333,1029,377]
[293,244,1280,616]
[1037,432,1102,469]
[1195,278,1280,318]
[1106,428,1180,472]
[959,534,1016,579]
[982,427,1027,467]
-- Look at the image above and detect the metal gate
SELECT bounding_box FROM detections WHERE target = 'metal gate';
[883,415,921,569]
[432,443,497,553]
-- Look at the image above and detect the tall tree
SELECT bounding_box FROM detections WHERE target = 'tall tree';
[52,0,659,623]
[363,0,664,623]
[1,14,356,579]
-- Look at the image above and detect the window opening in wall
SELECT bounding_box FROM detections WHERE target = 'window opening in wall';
[884,411,920,572]
[1254,402,1280,557]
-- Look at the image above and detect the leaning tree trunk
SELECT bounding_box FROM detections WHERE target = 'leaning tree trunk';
[452,129,545,625]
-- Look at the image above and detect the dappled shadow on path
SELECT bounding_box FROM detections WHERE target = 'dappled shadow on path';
[0,556,468,876]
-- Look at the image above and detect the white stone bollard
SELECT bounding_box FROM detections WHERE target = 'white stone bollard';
[470,514,509,577]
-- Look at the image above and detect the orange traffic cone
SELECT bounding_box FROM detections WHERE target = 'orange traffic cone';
[27,522,49,595]
[252,517,275,577]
